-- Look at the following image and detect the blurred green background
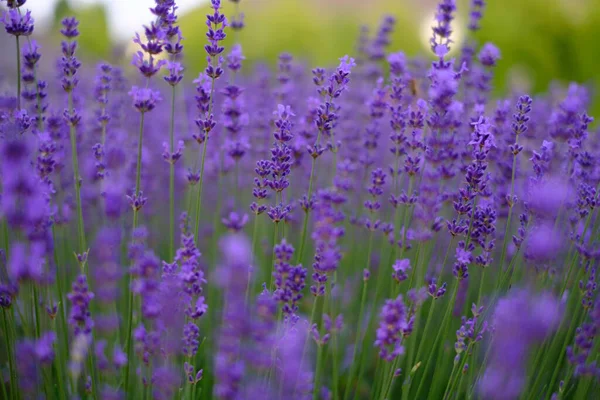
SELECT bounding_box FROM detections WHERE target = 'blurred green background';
[41,0,600,112]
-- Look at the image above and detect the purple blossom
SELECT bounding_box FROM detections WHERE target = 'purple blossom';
[1,8,34,36]
[128,86,162,113]
[375,295,407,362]
[480,290,562,399]
[392,259,411,283]
[67,274,95,336]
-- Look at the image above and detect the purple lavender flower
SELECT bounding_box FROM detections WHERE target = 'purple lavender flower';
[35,331,57,364]
[392,259,411,283]
[454,304,488,360]
[478,43,501,67]
[128,86,162,113]
[1,8,34,36]
[273,239,307,324]
[375,295,408,362]
[59,18,82,93]
[163,61,184,86]
[67,274,95,336]
[310,189,344,296]
[468,0,486,31]
[222,211,249,232]
[227,44,245,72]
[480,290,562,399]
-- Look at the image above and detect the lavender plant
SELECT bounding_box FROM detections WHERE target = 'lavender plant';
[0,0,599,399]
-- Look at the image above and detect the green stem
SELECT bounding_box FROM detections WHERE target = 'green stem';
[32,285,41,338]
[343,277,369,400]
[268,222,280,290]
[557,367,574,400]
[296,128,322,264]
[296,164,317,264]
[545,306,585,398]
[329,290,339,400]
[437,237,455,282]
[192,138,209,244]
[168,85,176,261]
[68,92,87,257]
[442,361,459,400]
[403,299,437,400]
[52,226,70,400]
[294,297,320,396]
[398,176,415,260]
[0,366,7,400]
[124,111,146,394]
[381,357,400,400]
[244,216,260,309]
[498,143,518,270]
[2,220,8,254]
[444,343,473,400]
[475,267,486,307]
[313,344,325,400]
[414,281,459,399]
[2,309,17,400]
[16,36,21,110]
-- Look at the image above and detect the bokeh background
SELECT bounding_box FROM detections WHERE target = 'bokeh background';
[3,0,600,112]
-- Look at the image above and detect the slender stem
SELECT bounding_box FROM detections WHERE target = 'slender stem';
[68,93,87,256]
[133,112,146,202]
[32,285,41,338]
[2,220,8,254]
[313,343,325,400]
[444,343,473,400]
[124,111,146,394]
[331,309,339,400]
[498,142,519,270]
[546,303,585,398]
[527,268,586,399]
[294,297,320,396]
[414,281,459,399]
[16,36,21,110]
[559,193,596,296]
[296,161,317,264]
[442,361,459,400]
[343,277,369,400]
[475,267,486,307]
[268,222,279,290]
[244,216,260,309]
[557,367,574,400]
[314,282,331,400]
[0,366,7,400]
[296,128,322,264]
[52,225,70,400]
[193,138,209,244]
[192,46,218,244]
[2,309,17,400]
[381,356,400,400]
[398,176,415,260]
[168,85,176,261]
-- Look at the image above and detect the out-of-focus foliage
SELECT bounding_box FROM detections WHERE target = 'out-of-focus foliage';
[49,0,599,109]
[178,0,600,109]
[52,0,111,60]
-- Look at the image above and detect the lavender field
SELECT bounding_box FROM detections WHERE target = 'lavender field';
[0,0,599,399]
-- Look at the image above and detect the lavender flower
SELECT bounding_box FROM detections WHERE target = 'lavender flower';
[375,295,408,361]
[480,290,562,399]
[67,274,95,336]
[1,8,33,36]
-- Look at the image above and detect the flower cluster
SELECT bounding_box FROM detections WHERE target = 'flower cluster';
[0,0,599,399]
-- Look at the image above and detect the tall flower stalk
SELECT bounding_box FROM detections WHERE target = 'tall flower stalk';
[60,17,87,263]
[192,0,226,244]
[124,12,166,393]
[296,56,356,264]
